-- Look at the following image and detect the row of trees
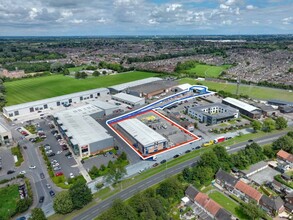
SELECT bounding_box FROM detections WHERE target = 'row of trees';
[251,116,287,133]
[97,177,184,220]
[98,61,126,72]
[53,179,92,214]
[0,78,6,111]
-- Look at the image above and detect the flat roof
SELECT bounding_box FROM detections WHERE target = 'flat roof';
[63,104,103,116]
[90,100,118,110]
[242,161,268,175]
[0,123,9,133]
[117,118,167,147]
[55,111,112,146]
[189,103,238,119]
[112,93,145,104]
[268,99,293,106]
[175,83,192,91]
[223,97,260,112]
[4,88,109,112]
[109,77,162,92]
[128,80,178,94]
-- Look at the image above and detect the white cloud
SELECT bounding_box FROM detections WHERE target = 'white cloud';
[219,4,229,9]
[222,19,232,25]
[246,5,256,10]
[29,8,39,20]
[282,16,293,25]
[166,4,182,12]
[71,19,83,24]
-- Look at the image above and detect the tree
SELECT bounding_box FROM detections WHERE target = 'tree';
[287,131,293,138]
[63,68,70,75]
[263,145,275,158]
[275,117,287,130]
[156,177,184,200]
[89,165,100,179]
[112,199,138,220]
[29,208,47,220]
[106,163,127,185]
[50,62,64,73]
[16,198,32,213]
[69,179,92,209]
[93,71,101,77]
[239,201,269,220]
[272,135,293,154]
[251,120,262,132]
[262,118,276,132]
[53,191,74,214]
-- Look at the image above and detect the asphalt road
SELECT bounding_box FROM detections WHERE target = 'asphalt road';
[73,130,289,220]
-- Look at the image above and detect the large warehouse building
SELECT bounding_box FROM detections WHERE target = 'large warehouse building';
[222,97,262,119]
[90,100,119,115]
[3,88,110,119]
[117,118,168,156]
[127,80,178,98]
[188,103,239,125]
[55,105,113,157]
[108,77,162,93]
[112,93,145,107]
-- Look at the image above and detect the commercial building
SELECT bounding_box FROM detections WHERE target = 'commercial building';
[0,123,12,146]
[117,118,168,156]
[3,88,110,119]
[188,103,239,125]
[127,80,178,98]
[55,106,113,157]
[222,97,262,119]
[90,100,119,115]
[268,100,293,107]
[112,93,145,107]
[108,77,162,93]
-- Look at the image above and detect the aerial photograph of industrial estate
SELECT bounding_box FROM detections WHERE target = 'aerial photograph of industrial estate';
[0,0,293,220]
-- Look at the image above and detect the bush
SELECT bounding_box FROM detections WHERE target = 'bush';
[11,145,24,167]
[95,182,104,189]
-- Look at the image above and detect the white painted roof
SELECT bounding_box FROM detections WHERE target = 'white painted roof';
[90,100,118,110]
[112,93,145,104]
[109,77,162,92]
[118,118,167,147]
[176,83,192,91]
[223,97,259,112]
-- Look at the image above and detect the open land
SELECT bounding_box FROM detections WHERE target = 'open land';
[186,64,231,78]
[0,184,19,219]
[4,71,157,105]
[180,78,293,102]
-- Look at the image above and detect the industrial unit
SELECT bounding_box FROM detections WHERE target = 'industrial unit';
[89,100,119,115]
[188,103,239,125]
[222,97,262,119]
[127,80,178,98]
[0,123,12,146]
[108,77,162,93]
[117,118,168,156]
[54,106,113,157]
[3,88,110,119]
[112,93,145,107]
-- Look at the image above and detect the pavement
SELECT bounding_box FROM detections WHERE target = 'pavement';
[72,130,290,220]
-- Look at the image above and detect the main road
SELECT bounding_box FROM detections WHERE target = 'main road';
[73,131,289,220]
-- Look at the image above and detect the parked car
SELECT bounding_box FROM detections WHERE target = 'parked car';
[49,190,55,197]
[57,151,62,155]
[248,139,254,143]
[61,145,68,150]
[7,170,15,174]
[52,163,60,167]
[48,153,55,157]
[39,196,44,203]
[55,172,63,176]
[29,138,36,142]
[51,130,58,135]
[185,150,191,154]
[160,159,167,164]
[46,184,51,189]
[51,160,57,164]
[40,173,45,179]
[46,150,53,154]
[65,152,72,157]
[23,146,27,150]
[44,146,51,151]
[29,165,36,169]
[173,154,179,158]
[69,173,75,178]
[53,166,61,171]
[19,170,26,175]
[152,163,159,167]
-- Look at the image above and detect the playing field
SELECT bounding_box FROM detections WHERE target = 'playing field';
[4,71,158,105]
[180,78,293,102]
[0,184,19,219]
[186,64,231,78]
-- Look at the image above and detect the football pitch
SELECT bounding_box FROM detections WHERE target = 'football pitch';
[186,64,231,78]
[4,71,157,105]
[180,78,293,102]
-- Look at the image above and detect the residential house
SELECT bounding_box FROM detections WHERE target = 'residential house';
[234,180,262,203]
[259,195,284,216]
[277,150,293,166]
[215,169,238,192]
[285,193,293,213]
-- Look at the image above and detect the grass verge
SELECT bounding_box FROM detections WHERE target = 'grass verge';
[0,184,19,220]
[11,145,24,167]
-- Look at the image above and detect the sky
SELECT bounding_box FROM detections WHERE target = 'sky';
[0,0,292,36]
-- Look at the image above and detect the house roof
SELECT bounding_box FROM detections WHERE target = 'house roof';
[235,181,262,202]
[260,195,284,210]
[216,169,238,187]
[215,208,232,220]
[194,192,209,207]
[205,199,222,216]
[277,150,293,163]
[185,185,199,200]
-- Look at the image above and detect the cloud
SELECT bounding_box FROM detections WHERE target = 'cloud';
[282,16,293,24]
[246,5,256,10]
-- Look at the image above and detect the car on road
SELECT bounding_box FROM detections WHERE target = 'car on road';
[39,196,44,203]
[69,173,75,178]
[46,184,51,189]
[160,159,167,164]
[16,217,26,220]
[29,138,36,142]
[57,150,62,154]
[7,170,15,174]
[19,170,26,175]
[49,190,55,197]
[40,173,45,179]
[173,154,179,158]
[29,165,36,169]
[248,139,254,143]
[55,172,63,176]
[152,163,159,167]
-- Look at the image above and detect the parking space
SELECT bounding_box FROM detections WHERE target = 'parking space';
[0,147,15,176]
[38,120,80,179]
[83,153,116,171]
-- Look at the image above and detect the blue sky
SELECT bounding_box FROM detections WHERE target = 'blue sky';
[0,0,292,36]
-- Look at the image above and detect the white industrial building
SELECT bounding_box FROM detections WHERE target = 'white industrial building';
[0,123,12,146]
[108,77,162,93]
[117,118,168,156]
[3,88,110,119]
[112,93,145,107]
[90,100,119,115]
[55,107,113,157]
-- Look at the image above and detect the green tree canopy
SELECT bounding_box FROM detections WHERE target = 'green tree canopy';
[275,116,288,130]
[29,208,47,220]
[53,191,74,214]
[69,179,92,209]
[251,120,262,132]
[262,118,276,132]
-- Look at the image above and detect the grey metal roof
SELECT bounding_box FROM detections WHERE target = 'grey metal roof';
[189,103,238,119]
[4,88,109,111]
[215,208,232,220]
[117,118,167,147]
[108,77,162,92]
[223,97,260,112]
[268,99,293,106]
[0,123,9,133]
[127,80,178,94]
[112,93,145,104]
[185,185,199,200]
[90,100,118,110]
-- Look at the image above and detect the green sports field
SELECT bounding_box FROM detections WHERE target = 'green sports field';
[0,184,19,220]
[186,64,231,78]
[180,78,293,102]
[4,71,157,105]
